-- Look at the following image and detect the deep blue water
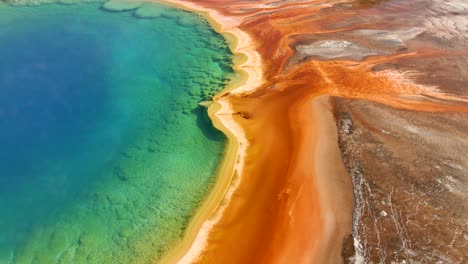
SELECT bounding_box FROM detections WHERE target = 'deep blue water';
[0,2,232,263]
[0,18,110,190]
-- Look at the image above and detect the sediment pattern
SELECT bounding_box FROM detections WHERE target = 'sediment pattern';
[334,98,468,263]
[158,0,467,263]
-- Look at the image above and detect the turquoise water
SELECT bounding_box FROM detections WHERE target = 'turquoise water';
[0,2,232,263]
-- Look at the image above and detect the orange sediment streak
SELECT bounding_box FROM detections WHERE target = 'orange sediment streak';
[155,0,468,263]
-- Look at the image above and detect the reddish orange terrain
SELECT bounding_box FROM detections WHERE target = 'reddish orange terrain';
[160,0,468,263]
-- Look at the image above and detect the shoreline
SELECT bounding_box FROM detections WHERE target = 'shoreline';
[154,0,265,263]
[154,1,355,263]
[128,1,468,263]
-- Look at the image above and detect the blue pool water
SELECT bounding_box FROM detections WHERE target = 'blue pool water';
[0,13,110,190]
[0,2,232,263]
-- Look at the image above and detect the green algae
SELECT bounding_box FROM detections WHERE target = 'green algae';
[0,2,233,263]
